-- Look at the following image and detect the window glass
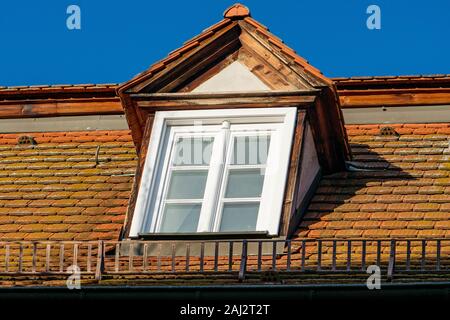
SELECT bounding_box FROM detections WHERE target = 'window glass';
[173,137,214,166]
[131,108,296,237]
[231,135,270,165]
[224,169,264,198]
[167,171,208,199]
[158,135,214,232]
[219,203,259,232]
[217,133,271,232]
[160,204,201,233]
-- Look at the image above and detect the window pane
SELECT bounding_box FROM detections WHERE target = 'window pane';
[167,170,208,199]
[219,203,259,232]
[225,169,264,198]
[160,204,201,233]
[173,137,214,166]
[231,135,270,165]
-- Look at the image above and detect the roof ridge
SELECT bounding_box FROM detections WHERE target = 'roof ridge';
[223,3,250,19]
[0,83,119,93]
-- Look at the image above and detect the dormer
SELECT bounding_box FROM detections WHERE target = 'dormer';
[118,4,350,239]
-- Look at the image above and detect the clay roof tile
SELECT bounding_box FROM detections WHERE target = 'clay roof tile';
[223,3,250,19]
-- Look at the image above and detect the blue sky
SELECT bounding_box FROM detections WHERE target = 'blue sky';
[0,0,449,86]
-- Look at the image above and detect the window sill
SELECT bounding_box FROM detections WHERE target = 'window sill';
[136,231,273,241]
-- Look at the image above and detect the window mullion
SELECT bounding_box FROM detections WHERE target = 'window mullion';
[196,124,229,232]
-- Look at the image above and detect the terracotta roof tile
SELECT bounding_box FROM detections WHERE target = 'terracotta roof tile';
[297,123,450,243]
[0,130,136,242]
[223,3,250,19]
[0,84,118,94]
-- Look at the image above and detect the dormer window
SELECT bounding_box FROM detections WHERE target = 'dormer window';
[118,4,350,239]
[129,108,296,237]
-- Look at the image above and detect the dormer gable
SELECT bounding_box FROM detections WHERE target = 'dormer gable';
[118,4,350,239]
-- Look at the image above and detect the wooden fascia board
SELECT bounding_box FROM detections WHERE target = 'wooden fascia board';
[280,110,306,237]
[330,86,352,160]
[118,92,143,152]
[131,91,319,110]
[238,21,329,89]
[131,90,319,99]
[238,25,313,90]
[0,87,117,100]
[338,88,450,107]
[143,25,241,93]
[118,22,240,94]
[238,39,305,90]
[334,78,450,89]
[307,88,349,174]
[0,98,123,119]
[157,38,241,93]
[122,114,154,238]
[237,47,297,90]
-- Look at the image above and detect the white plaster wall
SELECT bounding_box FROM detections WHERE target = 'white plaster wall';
[192,61,270,93]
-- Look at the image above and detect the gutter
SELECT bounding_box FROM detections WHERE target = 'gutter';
[0,282,449,301]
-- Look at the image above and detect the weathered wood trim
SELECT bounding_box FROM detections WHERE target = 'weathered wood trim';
[339,89,450,108]
[123,114,155,239]
[159,38,241,93]
[239,28,311,90]
[343,104,450,124]
[0,115,128,133]
[0,99,123,119]
[132,90,319,99]
[279,110,306,237]
[0,86,118,100]
[308,88,349,173]
[135,96,316,111]
[334,77,450,90]
[237,48,295,90]
[118,93,143,152]
[128,22,241,93]
[132,91,318,111]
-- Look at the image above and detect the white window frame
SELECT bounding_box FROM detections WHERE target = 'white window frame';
[129,107,297,237]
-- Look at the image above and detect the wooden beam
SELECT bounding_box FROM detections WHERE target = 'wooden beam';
[280,111,306,237]
[339,88,450,108]
[238,47,296,90]
[135,95,316,110]
[132,90,318,99]
[308,88,349,173]
[0,99,123,119]
[159,38,241,92]
[0,86,117,99]
[239,29,310,90]
[119,95,143,151]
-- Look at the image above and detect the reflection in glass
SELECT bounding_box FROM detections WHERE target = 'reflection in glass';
[160,204,201,233]
[173,137,214,166]
[219,203,259,232]
[167,170,208,199]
